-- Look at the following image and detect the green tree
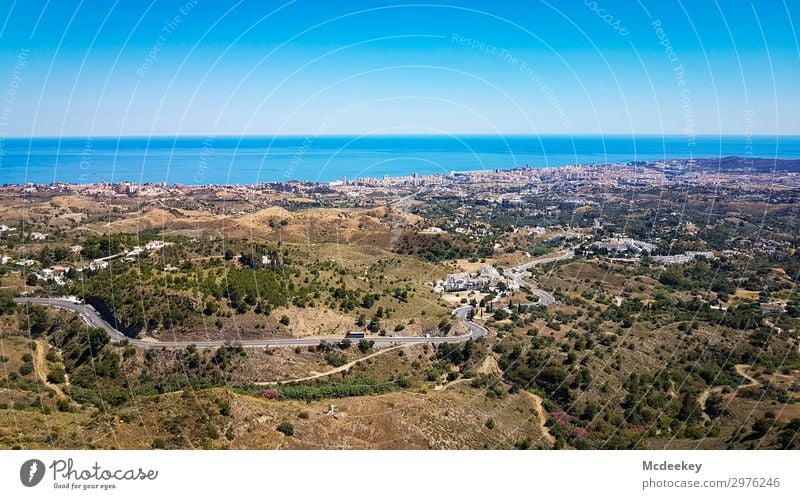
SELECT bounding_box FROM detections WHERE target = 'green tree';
[276,422,294,436]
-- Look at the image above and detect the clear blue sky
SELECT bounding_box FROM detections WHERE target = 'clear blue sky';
[0,0,798,136]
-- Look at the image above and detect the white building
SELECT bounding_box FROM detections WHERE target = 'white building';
[145,240,171,251]
[652,251,715,265]
[593,237,657,254]
[89,259,109,271]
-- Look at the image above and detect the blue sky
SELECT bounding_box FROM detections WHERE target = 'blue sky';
[0,0,798,136]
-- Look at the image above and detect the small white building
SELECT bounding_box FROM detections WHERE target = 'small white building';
[89,259,109,271]
[145,240,170,251]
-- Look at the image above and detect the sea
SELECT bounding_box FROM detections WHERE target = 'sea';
[0,134,799,185]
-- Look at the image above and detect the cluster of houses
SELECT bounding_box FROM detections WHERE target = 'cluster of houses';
[592,237,657,254]
[438,266,519,293]
[590,236,720,266]
[123,240,172,260]
[1,239,175,284]
[1,256,34,266]
[0,225,50,241]
[652,251,715,265]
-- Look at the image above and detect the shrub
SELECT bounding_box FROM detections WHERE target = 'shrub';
[47,366,66,384]
[260,389,280,399]
[277,421,294,436]
[324,351,348,367]
[357,339,374,354]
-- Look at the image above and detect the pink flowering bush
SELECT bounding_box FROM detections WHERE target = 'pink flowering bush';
[261,389,280,399]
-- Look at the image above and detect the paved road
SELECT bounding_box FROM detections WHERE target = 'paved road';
[523,287,556,306]
[504,271,556,306]
[503,249,574,306]
[510,249,575,273]
[13,298,486,350]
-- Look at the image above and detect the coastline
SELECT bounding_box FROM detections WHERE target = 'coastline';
[2,134,800,186]
[1,155,799,188]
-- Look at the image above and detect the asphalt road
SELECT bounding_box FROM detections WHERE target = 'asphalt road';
[13,297,486,350]
[503,248,574,306]
[504,271,556,306]
[510,249,575,273]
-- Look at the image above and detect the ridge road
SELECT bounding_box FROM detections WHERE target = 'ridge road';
[14,297,486,350]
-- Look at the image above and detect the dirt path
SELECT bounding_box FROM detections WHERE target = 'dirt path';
[433,378,470,391]
[734,364,760,390]
[434,356,504,391]
[255,345,405,385]
[698,364,761,421]
[667,380,678,398]
[697,387,724,422]
[32,340,65,398]
[523,391,555,447]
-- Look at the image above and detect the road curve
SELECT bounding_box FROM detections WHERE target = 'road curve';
[502,248,573,307]
[14,297,486,350]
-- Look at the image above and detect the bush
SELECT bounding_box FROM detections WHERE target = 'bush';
[0,292,16,315]
[324,351,348,367]
[279,315,290,326]
[56,398,73,413]
[47,366,66,384]
[260,389,280,399]
[277,422,294,436]
[357,339,374,354]
[217,399,231,417]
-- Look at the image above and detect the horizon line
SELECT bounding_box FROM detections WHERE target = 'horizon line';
[3,133,800,140]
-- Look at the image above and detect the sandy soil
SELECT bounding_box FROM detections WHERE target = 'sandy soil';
[256,345,406,385]
[271,306,356,338]
[523,391,556,447]
[32,340,65,399]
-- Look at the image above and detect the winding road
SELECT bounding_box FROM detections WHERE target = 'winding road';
[14,297,486,350]
[503,249,574,306]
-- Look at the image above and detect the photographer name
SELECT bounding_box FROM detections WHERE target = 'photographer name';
[643,460,703,474]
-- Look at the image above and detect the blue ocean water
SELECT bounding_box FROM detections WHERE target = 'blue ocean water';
[0,135,798,185]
